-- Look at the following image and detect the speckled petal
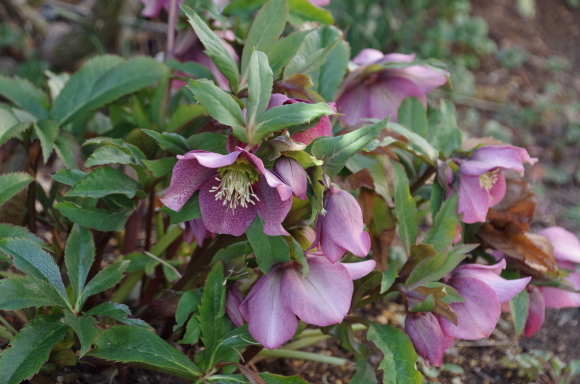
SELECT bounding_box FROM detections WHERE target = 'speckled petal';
[274,157,308,200]
[160,156,215,212]
[255,176,292,236]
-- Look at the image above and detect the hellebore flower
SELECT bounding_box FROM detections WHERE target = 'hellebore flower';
[183,218,212,247]
[161,148,293,236]
[405,312,454,367]
[537,227,580,308]
[439,259,531,340]
[140,0,181,18]
[239,253,376,349]
[524,285,545,337]
[274,157,308,200]
[226,286,245,327]
[267,94,335,145]
[457,145,536,224]
[312,187,371,263]
[335,50,448,126]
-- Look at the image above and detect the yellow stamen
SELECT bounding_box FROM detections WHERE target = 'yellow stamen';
[209,161,260,212]
[479,169,499,192]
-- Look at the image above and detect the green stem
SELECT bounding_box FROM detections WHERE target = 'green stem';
[410,165,436,195]
[257,349,349,366]
[0,316,17,334]
[0,325,13,341]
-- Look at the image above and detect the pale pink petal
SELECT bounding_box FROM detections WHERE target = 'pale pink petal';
[180,150,241,169]
[255,177,292,236]
[274,157,308,200]
[140,0,167,17]
[538,227,580,264]
[199,177,257,236]
[340,259,376,280]
[405,312,454,367]
[525,285,545,337]
[386,65,448,95]
[457,174,492,224]
[160,157,215,211]
[461,146,535,176]
[226,286,246,327]
[539,271,580,308]
[280,257,353,326]
[352,49,386,66]
[488,171,507,207]
[241,271,298,349]
[380,53,416,64]
[439,276,500,340]
[309,0,330,6]
[241,149,293,201]
[267,94,289,109]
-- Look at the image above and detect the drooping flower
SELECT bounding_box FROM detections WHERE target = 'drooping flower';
[405,312,454,367]
[239,253,376,349]
[183,218,212,247]
[438,259,531,340]
[226,286,245,327]
[537,227,580,308]
[267,94,335,145]
[312,186,371,263]
[161,148,293,236]
[457,145,536,224]
[524,285,545,337]
[335,50,448,126]
[274,157,308,200]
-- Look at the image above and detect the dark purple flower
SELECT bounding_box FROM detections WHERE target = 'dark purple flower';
[405,312,454,367]
[161,148,293,236]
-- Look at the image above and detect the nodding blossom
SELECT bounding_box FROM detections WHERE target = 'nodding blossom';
[335,49,448,126]
[160,148,293,236]
[238,253,376,349]
[456,145,536,224]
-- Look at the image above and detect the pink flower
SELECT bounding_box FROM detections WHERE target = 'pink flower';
[226,286,245,327]
[524,285,545,337]
[537,227,580,308]
[239,253,375,349]
[457,145,536,224]
[312,187,371,263]
[183,218,212,247]
[267,94,335,145]
[405,312,454,367]
[274,157,308,200]
[335,50,448,126]
[439,259,531,340]
[161,148,293,236]
[140,0,181,18]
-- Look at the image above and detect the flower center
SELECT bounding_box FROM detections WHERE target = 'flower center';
[479,169,499,191]
[209,160,260,212]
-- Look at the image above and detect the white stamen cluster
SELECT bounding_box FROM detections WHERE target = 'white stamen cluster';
[210,169,259,212]
[479,169,499,192]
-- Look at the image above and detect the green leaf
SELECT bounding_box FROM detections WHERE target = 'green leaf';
[381,265,398,294]
[64,311,98,357]
[367,323,422,384]
[405,244,477,288]
[423,193,460,252]
[188,132,228,154]
[509,289,529,336]
[0,76,49,120]
[288,0,334,25]
[165,59,215,82]
[66,167,144,199]
[311,27,349,102]
[427,100,462,157]
[167,103,206,133]
[210,373,310,383]
[90,325,201,379]
[0,277,69,310]
[0,238,69,304]
[53,131,80,169]
[246,216,290,273]
[283,30,339,79]
[351,359,379,384]
[246,50,273,130]
[142,129,191,155]
[143,158,178,178]
[267,30,312,77]
[253,102,334,144]
[82,137,146,161]
[187,79,246,141]
[79,261,129,307]
[181,316,202,345]
[175,290,203,329]
[0,223,45,245]
[310,118,387,177]
[85,146,142,168]
[33,119,59,163]
[64,224,95,306]
[51,169,87,185]
[408,294,435,312]
[0,122,31,147]
[161,193,201,224]
[84,301,150,328]
[393,163,417,254]
[51,55,169,126]
[385,122,439,164]
[212,324,258,366]
[398,97,428,138]
[181,5,240,92]
[55,202,133,231]
[241,0,289,76]
[0,314,68,384]
[197,262,226,370]
[0,172,33,207]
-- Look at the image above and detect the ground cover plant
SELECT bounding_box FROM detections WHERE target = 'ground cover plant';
[1,0,580,383]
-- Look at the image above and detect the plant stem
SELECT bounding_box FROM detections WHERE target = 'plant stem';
[257,349,349,366]
[25,140,41,234]
[145,190,156,251]
[409,165,436,194]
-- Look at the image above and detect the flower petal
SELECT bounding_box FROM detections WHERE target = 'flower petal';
[181,150,241,169]
[539,271,580,308]
[226,286,246,327]
[160,156,216,211]
[352,49,386,66]
[274,157,308,200]
[405,312,454,367]
[240,271,298,349]
[538,226,580,264]
[439,276,501,340]
[524,285,545,337]
[199,177,257,236]
[255,176,292,236]
[461,146,535,176]
[386,64,448,95]
[240,149,293,201]
[184,218,210,247]
[280,257,353,326]
[457,174,493,224]
[340,259,376,280]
